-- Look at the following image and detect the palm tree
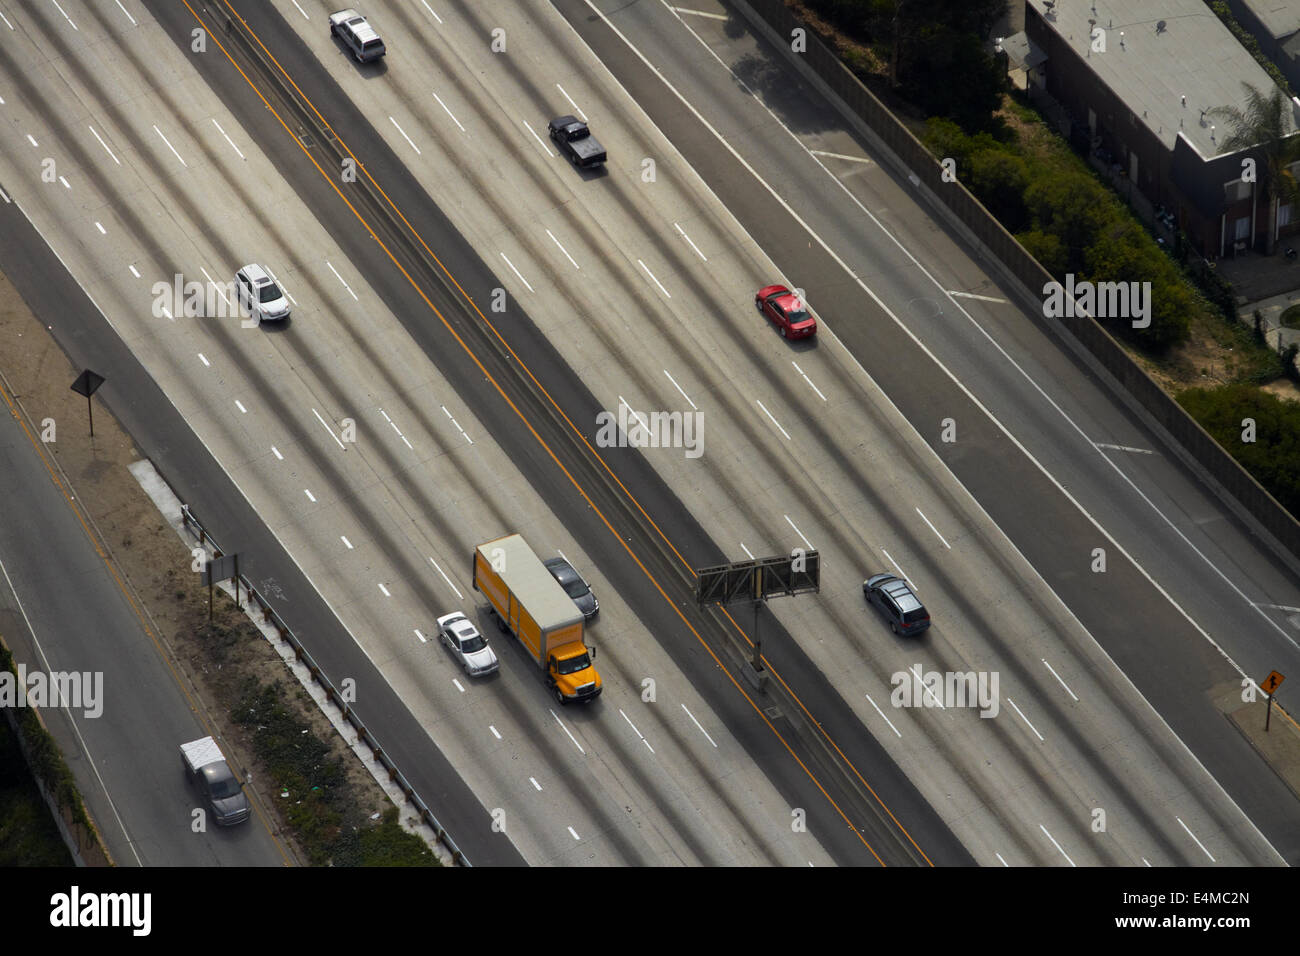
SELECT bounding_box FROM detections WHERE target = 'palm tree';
[1209,82,1300,255]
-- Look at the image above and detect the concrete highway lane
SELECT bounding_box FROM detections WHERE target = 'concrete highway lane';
[228,0,1283,864]
[0,182,525,867]
[552,0,1299,862]
[1,0,1287,868]
[0,358,288,866]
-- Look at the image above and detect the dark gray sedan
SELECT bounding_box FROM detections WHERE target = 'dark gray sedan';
[545,557,599,622]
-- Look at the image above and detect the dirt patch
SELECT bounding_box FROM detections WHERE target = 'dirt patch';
[0,268,420,864]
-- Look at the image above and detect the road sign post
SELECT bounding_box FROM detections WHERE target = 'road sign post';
[1261,671,1285,732]
[69,369,105,439]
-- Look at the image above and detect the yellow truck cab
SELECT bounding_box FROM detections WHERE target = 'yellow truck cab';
[473,535,602,705]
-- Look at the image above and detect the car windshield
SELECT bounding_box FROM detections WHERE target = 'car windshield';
[259,283,283,303]
[209,777,241,799]
[557,653,591,675]
[459,633,486,653]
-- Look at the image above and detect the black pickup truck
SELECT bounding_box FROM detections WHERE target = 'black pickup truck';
[548,116,606,169]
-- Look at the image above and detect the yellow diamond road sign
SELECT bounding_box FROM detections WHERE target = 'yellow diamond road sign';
[1261,671,1285,695]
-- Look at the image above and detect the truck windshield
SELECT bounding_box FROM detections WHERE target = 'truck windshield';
[556,653,591,675]
[209,777,241,799]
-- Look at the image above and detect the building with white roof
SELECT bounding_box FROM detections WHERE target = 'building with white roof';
[1025,0,1299,257]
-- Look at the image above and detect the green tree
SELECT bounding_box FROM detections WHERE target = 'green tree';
[970,149,1030,231]
[1023,172,1117,273]
[1178,384,1300,517]
[1208,82,1300,254]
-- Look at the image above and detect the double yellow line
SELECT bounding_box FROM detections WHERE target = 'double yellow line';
[192,0,932,865]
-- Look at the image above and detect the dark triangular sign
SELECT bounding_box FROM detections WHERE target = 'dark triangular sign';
[70,369,105,398]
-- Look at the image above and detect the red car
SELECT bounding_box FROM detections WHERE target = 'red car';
[755,284,817,339]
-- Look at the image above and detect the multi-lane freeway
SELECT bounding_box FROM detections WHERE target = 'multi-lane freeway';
[0,0,1295,868]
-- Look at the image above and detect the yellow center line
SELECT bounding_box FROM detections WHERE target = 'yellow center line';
[195,0,928,864]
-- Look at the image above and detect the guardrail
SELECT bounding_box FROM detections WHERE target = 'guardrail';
[180,503,471,866]
[733,0,1300,574]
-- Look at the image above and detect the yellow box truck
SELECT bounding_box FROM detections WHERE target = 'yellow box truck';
[473,534,602,705]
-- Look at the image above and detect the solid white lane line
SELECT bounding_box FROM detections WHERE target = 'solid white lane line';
[290,0,309,20]
[784,514,813,550]
[863,692,902,737]
[432,91,466,132]
[152,125,187,167]
[1039,825,1075,866]
[673,221,708,261]
[552,711,585,754]
[50,0,77,30]
[620,709,654,754]
[389,116,421,154]
[500,252,535,293]
[88,125,120,165]
[756,400,790,440]
[915,508,951,549]
[638,258,671,298]
[429,557,463,600]
[680,704,717,747]
[311,407,347,450]
[420,0,442,24]
[880,549,913,588]
[671,7,728,21]
[618,396,650,435]
[1177,817,1216,862]
[326,261,358,300]
[547,229,580,269]
[556,83,588,122]
[792,362,826,401]
[1006,698,1043,741]
[808,148,872,163]
[663,369,697,409]
[1040,659,1078,701]
[1095,442,1154,455]
[522,120,554,156]
[946,290,1005,302]
[211,118,245,160]
[909,664,945,709]
[113,0,137,24]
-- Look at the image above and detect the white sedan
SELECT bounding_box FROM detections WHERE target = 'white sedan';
[436,612,499,676]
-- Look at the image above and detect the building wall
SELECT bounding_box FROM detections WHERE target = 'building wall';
[1025,4,1251,257]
